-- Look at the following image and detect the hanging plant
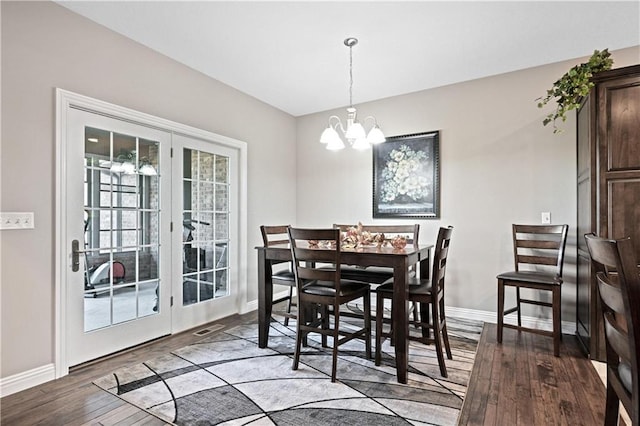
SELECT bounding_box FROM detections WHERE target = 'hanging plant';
[537,49,613,133]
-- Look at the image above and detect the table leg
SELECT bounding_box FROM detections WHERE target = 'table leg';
[392,260,409,384]
[257,250,273,348]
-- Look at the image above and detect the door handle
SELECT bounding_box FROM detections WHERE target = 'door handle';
[71,239,88,272]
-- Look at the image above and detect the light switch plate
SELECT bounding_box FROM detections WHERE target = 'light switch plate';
[541,212,551,224]
[0,212,35,230]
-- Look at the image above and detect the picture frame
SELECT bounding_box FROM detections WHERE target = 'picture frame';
[372,131,440,219]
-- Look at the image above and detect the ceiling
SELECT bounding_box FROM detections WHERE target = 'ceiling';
[57,1,640,117]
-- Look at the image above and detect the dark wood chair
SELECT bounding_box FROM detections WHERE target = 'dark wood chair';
[585,234,639,426]
[260,225,296,326]
[333,223,420,284]
[287,227,372,382]
[375,226,454,377]
[497,224,569,357]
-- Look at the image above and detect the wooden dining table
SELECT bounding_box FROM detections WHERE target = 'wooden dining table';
[256,241,433,384]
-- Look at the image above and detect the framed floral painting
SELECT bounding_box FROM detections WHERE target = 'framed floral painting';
[372,131,440,218]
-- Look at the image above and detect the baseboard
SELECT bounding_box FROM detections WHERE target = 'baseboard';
[244,298,574,335]
[0,363,55,398]
[445,305,575,335]
[243,290,290,314]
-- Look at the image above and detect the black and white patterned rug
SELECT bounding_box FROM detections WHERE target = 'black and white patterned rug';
[93,313,481,425]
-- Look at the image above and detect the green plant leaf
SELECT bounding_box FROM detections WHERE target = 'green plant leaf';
[537,49,613,133]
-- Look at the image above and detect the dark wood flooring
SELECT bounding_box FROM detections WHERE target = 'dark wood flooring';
[459,323,607,425]
[1,312,608,425]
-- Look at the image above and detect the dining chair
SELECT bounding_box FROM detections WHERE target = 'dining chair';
[333,223,420,284]
[260,225,296,326]
[287,227,372,382]
[333,223,421,325]
[585,234,639,426]
[375,226,454,377]
[497,224,569,357]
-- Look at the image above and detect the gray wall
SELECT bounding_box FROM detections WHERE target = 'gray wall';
[296,46,640,319]
[0,1,297,378]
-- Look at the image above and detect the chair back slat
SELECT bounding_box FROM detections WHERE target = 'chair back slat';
[288,227,342,290]
[596,273,625,314]
[260,225,290,247]
[294,247,337,263]
[297,266,337,282]
[604,311,632,363]
[516,240,562,250]
[512,224,569,274]
[516,255,559,266]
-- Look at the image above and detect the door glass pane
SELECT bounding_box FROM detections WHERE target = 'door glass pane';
[182,148,230,305]
[83,126,162,331]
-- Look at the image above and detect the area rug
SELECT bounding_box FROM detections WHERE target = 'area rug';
[93,313,481,425]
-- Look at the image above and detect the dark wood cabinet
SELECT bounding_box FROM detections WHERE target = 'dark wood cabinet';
[576,64,640,360]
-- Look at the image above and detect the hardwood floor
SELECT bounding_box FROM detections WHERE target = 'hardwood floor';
[1,312,608,425]
[0,313,251,426]
[459,323,607,425]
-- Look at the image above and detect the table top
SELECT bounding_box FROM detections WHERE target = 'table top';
[257,242,431,255]
[257,243,433,268]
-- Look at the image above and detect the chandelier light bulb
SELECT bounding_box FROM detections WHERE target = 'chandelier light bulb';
[366,125,386,144]
[352,138,371,150]
[345,121,366,140]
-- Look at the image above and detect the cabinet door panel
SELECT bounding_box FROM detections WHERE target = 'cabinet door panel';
[606,83,640,170]
[609,179,640,261]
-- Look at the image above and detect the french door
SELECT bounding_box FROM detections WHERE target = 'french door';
[58,90,246,373]
[65,107,172,367]
[171,134,239,331]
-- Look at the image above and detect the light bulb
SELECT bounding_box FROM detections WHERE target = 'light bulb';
[352,138,370,150]
[345,122,366,140]
[366,126,386,144]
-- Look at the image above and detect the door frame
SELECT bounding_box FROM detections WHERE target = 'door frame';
[55,89,248,378]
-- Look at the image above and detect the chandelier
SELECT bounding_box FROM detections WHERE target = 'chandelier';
[320,38,385,151]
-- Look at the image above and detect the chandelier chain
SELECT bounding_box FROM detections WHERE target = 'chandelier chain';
[349,43,353,108]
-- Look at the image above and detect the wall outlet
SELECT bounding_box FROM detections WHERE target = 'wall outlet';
[541,212,551,224]
[0,212,35,230]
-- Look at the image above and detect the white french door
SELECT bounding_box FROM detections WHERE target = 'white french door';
[65,107,172,367]
[171,134,240,332]
[57,90,247,374]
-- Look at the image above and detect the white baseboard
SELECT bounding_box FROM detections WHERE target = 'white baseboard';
[245,297,574,335]
[446,305,575,335]
[243,290,290,314]
[0,363,55,398]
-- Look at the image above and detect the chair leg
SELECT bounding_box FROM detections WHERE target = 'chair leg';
[552,286,561,357]
[411,301,420,329]
[375,292,384,366]
[440,297,452,359]
[284,286,294,326]
[420,302,431,340]
[497,279,504,344]
[331,302,340,383]
[293,299,305,371]
[431,299,447,378]
[363,291,372,359]
[603,379,620,426]
[321,305,329,348]
[516,286,522,328]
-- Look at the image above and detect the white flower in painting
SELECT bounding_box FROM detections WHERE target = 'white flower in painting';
[380,145,430,204]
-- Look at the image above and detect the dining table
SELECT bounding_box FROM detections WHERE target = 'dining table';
[256,241,433,384]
